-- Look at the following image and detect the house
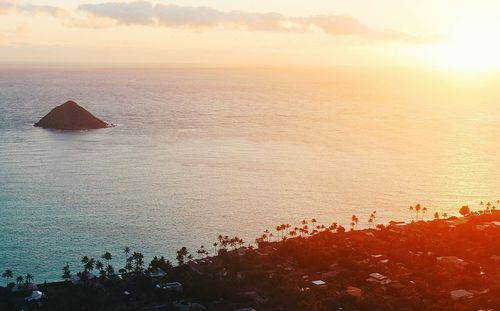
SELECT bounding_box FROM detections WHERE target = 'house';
[346,286,363,298]
[311,280,327,287]
[25,290,44,302]
[389,221,406,226]
[367,273,391,285]
[147,268,167,283]
[437,256,468,269]
[450,289,473,300]
[71,272,96,284]
[157,282,183,292]
[321,270,339,280]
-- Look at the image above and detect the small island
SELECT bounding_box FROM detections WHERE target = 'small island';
[34,101,110,130]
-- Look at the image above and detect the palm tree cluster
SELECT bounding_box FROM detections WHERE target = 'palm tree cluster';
[196,245,209,259]
[350,215,359,231]
[1,269,13,286]
[76,251,116,281]
[409,204,428,220]
[176,247,192,266]
[478,201,498,214]
[2,270,33,289]
[368,211,377,227]
[216,235,245,252]
[127,251,145,275]
[419,200,498,222]
[254,217,350,246]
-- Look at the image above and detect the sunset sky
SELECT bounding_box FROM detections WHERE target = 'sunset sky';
[2,0,500,70]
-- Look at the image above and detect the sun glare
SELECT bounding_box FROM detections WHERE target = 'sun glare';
[421,21,500,72]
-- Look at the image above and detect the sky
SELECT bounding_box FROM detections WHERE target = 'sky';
[2,0,500,69]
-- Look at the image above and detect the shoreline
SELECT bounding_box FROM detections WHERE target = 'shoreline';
[1,207,499,310]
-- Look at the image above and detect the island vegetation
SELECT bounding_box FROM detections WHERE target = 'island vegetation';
[1,203,499,310]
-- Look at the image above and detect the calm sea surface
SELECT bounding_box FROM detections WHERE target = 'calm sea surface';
[1,67,500,281]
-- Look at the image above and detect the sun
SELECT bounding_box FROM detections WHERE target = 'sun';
[420,21,500,72]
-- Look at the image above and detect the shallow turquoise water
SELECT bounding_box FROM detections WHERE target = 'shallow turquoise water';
[1,67,500,282]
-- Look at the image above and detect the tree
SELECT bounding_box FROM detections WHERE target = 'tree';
[16,275,23,287]
[106,264,115,276]
[62,263,71,281]
[131,252,144,275]
[176,247,189,266]
[102,252,112,263]
[368,211,377,227]
[197,245,208,259]
[25,273,33,286]
[95,260,106,279]
[84,258,95,274]
[96,260,104,271]
[102,251,113,276]
[350,215,359,230]
[2,269,13,286]
[415,204,422,220]
[459,205,471,217]
[81,256,89,265]
[124,246,130,271]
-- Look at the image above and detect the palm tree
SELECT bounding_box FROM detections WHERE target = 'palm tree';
[350,215,359,231]
[102,251,113,276]
[197,245,208,259]
[16,275,23,287]
[132,252,144,275]
[328,222,338,232]
[213,242,218,255]
[81,256,89,265]
[311,218,317,231]
[276,225,282,241]
[96,260,104,271]
[62,263,71,281]
[123,247,130,270]
[106,264,115,276]
[84,258,95,275]
[415,204,422,220]
[2,269,13,286]
[102,252,112,263]
[434,212,439,220]
[25,273,33,286]
[176,247,189,266]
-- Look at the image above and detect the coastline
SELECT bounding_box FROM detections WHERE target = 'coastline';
[2,208,499,310]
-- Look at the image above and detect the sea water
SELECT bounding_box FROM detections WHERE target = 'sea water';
[1,67,499,281]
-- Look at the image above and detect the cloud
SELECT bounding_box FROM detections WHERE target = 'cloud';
[75,1,438,43]
[1,0,440,44]
[0,0,69,17]
[78,1,153,25]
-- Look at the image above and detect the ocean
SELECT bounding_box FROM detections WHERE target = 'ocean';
[1,67,499,282]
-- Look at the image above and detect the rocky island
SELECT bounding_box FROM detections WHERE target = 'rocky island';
[34,101,110,130]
